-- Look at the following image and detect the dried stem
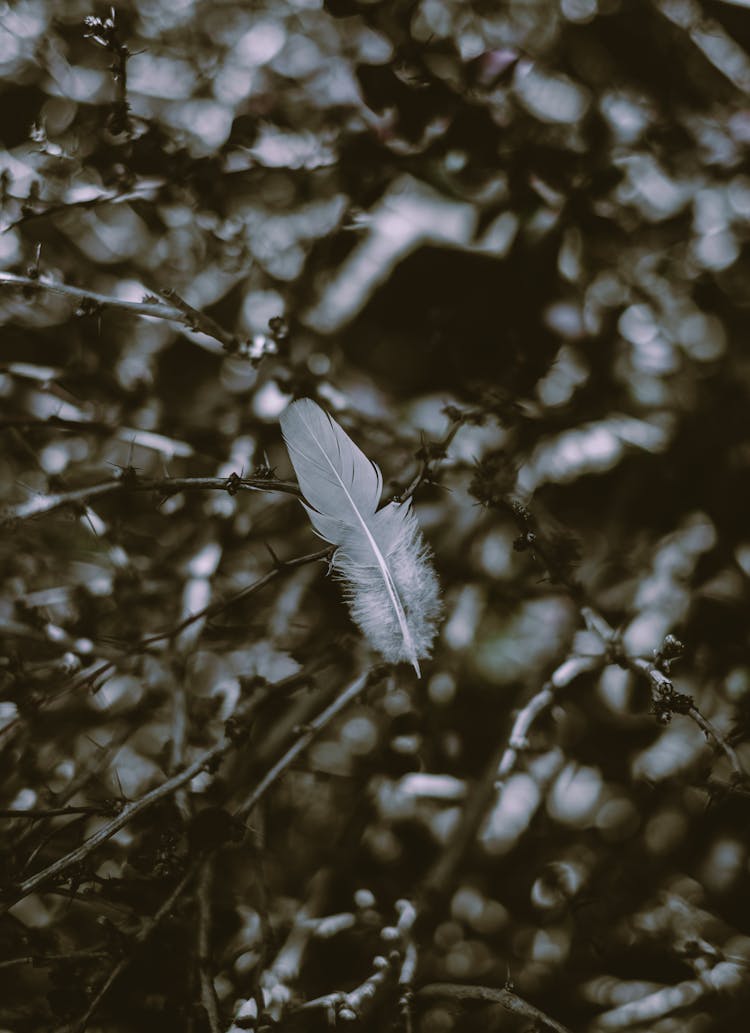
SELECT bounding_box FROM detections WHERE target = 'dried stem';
[2,182,162,233]
[235,669,379,819]
[2,664,371,913]
[58,863,198,1033]
[509,505,746,782]
[2,472,299,526]
[496,654,602,784]
[416,983,573,1033]
[3,742,226,911]
[0,273,256,354]
[197,858,222,1033]
[1,547,330,736]
[395,415,464,503]
[0,805,115,819]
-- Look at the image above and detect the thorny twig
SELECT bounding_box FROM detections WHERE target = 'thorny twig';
[395,416,464,503]
[0,546,331,754]
[416,983,574,1033]
[83,8,132,136]
[55,863,199,1033]
[587,612,745,780]
[510,505,746,781]
[2,742,227,911]
[2,666,376,914]
[0,805,117,819]
[235,668,381,819]
[0,273,273,357]
[158,286,242,353]
[2,472,300,526]
[2,182,163,234]
[394,394,524,503]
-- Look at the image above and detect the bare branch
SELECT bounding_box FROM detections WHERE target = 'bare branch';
[508,506,746,782]
[2,472,300,526]
[0,273,260,355]
[599,626,745,781]
[235,668,380,819]
[58,863,198,1033]
[2,743,225,911]
[496,654,602,784]
[416,982,574,1033]
[197,858,222,1033]
[0,547,331,759]
[2,662,370,913]
[395,412,464,503]
[2,182,162,234]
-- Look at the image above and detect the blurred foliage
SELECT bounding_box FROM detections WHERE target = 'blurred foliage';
[2,0,750,1031]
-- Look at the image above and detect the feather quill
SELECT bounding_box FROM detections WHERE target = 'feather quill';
[280,398,441,675]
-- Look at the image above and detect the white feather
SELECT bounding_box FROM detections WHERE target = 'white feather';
[280,399,441,675]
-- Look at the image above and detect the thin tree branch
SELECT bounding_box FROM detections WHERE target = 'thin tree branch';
[2,472,300,526]
[0,805,115,819]
[416,983,573,1033]
[0,548,330,752]
[132,547,330,654]
[0,273,258,355]
[58,863,199,1033]
[0,948,111,971]
[2,742,226,911]
[508,505,746,781]
[0,270,190,318]
[159,286,241,353]
[2,662,367,911]
[235,668,380,820]
[395,415,464,503]
[197,858,222,1033]
[496,653,602,785]
[596,621,745,781]
[2,182,162,234]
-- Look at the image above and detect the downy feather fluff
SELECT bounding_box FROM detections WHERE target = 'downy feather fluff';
[280,398,441,675]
